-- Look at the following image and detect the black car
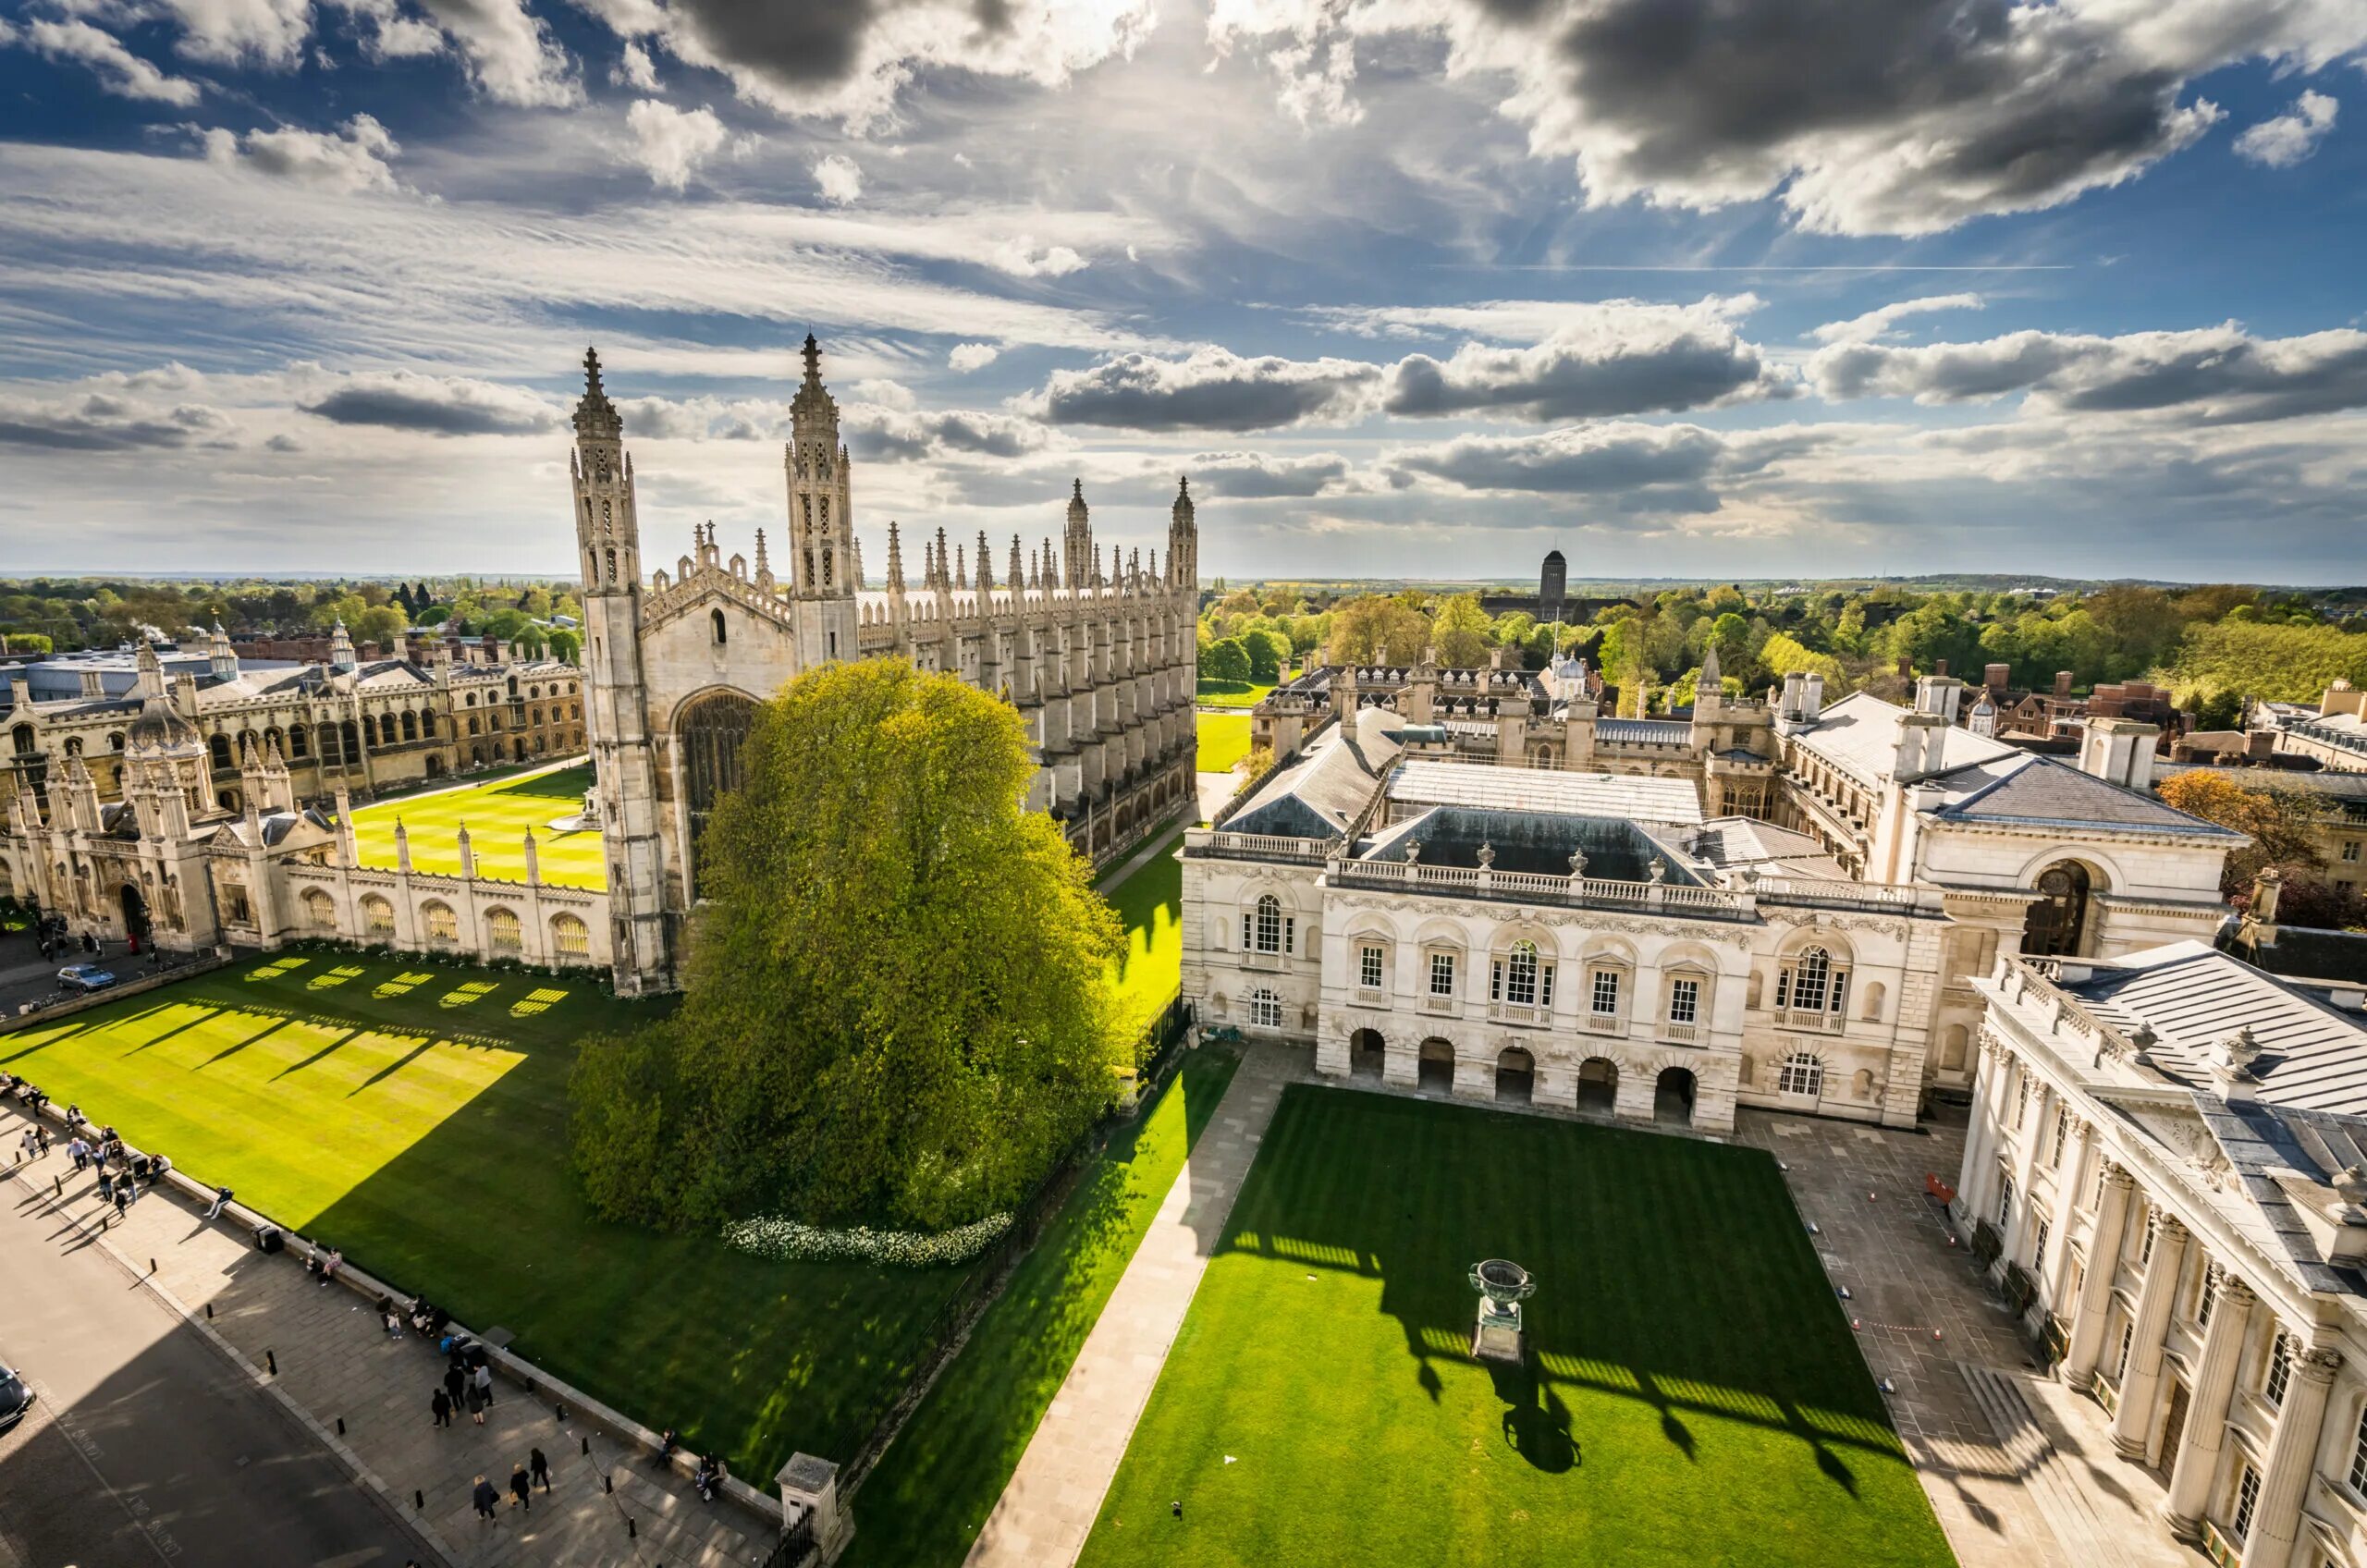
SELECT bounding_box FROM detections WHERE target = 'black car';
[0,1366,31,1434]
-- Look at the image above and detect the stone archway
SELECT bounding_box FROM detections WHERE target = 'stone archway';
[1496,1046,1535,1105]
[1577,1056,1618,1113]
[1349,1027,1385,1080]
[1655,1067,1697,1126]
[2021,860,2096,958]
[118,882,150,946]
[1417,1037,1454,1094]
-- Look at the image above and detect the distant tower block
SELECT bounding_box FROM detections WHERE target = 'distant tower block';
[1539,549,1568,622]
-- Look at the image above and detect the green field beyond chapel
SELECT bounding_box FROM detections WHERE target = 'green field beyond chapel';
[1079,1088,1956,1568]
[347,760,607,888]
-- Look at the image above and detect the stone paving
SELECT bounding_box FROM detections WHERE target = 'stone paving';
[1732,1105,2201,1568]
[963,1042,1294,1568]
[0,1102,773,1568]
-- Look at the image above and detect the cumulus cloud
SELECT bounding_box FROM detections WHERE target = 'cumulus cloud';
[1380,300,1793,420]
[612,38,659,90]
[21,19,203,105]
[1811,294,1985,346]
[161,0,313,67]
[1214,0,2367,237]
[299,371,559,435]
[624,99,730,190]
[415,0,580,106]
[331,0,446,59]
[200,115,405,194]
[989,238,1086,278]
[644,0,1159,130]
[1809,324,2367,423]
[949,342,999,373]
[2235,91,2339,168]
[1382,421,1838,508]
[614,394,791,440]
[846,404,1052,461]
[1183,449,1350,497]
[1019,347,1380,431]
[0,390,237,451]
[813,152,863,205]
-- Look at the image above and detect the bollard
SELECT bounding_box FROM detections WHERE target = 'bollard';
[604,1474,613,1494]
[555,1403,567,1422]
[54,1176,61,1197]
[414,1490,424,1511]
[336,1417,346,1436]
[626,1517,636,1540]
[266,1350,277,1376]
[204,1303,214,1319]
[582,1436,591,1457]
[150,1257,157,1275]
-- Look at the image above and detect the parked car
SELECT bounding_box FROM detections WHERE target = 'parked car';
[0,1366,31,1433]
[56,964,117,994]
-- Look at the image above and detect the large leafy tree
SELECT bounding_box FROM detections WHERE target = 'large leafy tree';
[2156,770,2325,899]
[570,658,1130,1232]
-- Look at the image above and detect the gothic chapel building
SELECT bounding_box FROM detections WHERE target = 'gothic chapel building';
[570,339,1202,993]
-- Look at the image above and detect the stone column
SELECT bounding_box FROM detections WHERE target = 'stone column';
[2040,1123,2089,1294]
[2063,1166,2136,1391]
[2005,1082,2053,1264]
[1451,1050,1493,1102]
[1534,1060,1577,1110]
[2162,1274,2255,1540]
[1953,1039,1999,1223]
[778,1452,852,1562]
[2111,1214,2189,1460]
[2247,1345,2343,1563]
[1381,1039,1417,1089]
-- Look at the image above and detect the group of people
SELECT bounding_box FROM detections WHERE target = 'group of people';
[469,1454,551,1521]
[3,1084,176,1220]
[301,1243,344,1288]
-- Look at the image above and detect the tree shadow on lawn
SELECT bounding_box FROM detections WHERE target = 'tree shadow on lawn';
[288,969,970,1482]
[1218,1087,1904,1493]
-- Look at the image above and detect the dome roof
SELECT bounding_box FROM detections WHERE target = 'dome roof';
[126,698,202,757]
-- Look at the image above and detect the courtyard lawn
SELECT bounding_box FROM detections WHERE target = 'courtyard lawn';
[347,761,606,888]
[1097,830,1185,1031]
[0,953,966,1476]
[1195,680,1272,709]
[1196,713,1252,775]
[1079,1088,1956,1568]
[845,1039,1244,1567]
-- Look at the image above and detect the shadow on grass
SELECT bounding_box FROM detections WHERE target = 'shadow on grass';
[1208,1088,1919,1518]
[489,765,595,802]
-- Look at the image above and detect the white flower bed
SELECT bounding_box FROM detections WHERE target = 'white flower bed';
[723,1212,1013,1268]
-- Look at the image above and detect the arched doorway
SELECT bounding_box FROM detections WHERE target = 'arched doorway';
[2021,862,2093,957]
[1417,1037,1454,1094]
[1655,1067,1696,1126]
[1497,1047,1535,1105]
[1349,1027,1385,1080]
[678,691,758,899]
[1577,1057,1618,1113]
[118,883,150,947]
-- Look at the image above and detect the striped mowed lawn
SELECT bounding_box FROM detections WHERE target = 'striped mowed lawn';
[348,761,606,888]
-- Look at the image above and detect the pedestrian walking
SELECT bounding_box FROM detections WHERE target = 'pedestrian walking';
[509,1463,532,1511]
[472,1362,494,1408]
[111,1183,128,1219]
[443,1363,466,1406]
[34,1125,48,1154]
[431,1389,452,1427]
[67,1137,88,1171]
[472,1475,497,1521]
[96,1169,114,1204]
[465,1380,487,1426]
[529,1447,550,1491]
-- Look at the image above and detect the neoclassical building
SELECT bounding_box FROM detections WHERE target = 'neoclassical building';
[1960,942,2367,1568]
[1187,671,2243,1129]
[570,338,1202,993]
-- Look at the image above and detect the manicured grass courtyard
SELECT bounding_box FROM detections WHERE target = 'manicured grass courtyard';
[348,760,606,888]
[846,1039,1244,1566]
[1079,1088,1956,1568]
[1098,830,1185,1033]
[1196,712,1252,775]
[0,953,966,1477]
[1195,679,1273,709]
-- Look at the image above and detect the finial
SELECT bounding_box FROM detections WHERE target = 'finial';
[583,346,604,396]
[1073,477,1084,500]
[801,333,821,385]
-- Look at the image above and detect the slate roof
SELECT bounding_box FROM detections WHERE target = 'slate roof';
[2062,941,2367,1114]
[1928,758,2240,838]
[1791,691,2019,787]
[1385,759,1702,825]
[1594,717,1692,745]
[1223,708,1404,839]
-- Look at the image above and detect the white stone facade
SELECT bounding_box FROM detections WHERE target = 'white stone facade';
[1960,945,2367,1568]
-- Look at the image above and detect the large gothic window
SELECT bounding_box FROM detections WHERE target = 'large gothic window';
[2021,862,2092,958]
[679,691,757,900]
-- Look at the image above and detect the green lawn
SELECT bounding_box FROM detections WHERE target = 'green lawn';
[1195,680,1273,709]
[0,954,965,1477]
[1196,713,1252,775]
[348,761,606,888]
[1098,831,1185,1031]
[1079,1088,1956,1568]
[846,1040,1245,1567]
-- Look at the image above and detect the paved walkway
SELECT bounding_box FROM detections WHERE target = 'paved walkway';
[963,1044,1296,1568]
[1,1104,768,1568]
[1732,1108,2200,1568]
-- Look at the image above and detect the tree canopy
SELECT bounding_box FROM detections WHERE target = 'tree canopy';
[569,658,1132,1233]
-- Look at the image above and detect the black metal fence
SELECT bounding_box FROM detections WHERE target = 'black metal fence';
[759,1507,817,1568]
[837,993,1194,1497]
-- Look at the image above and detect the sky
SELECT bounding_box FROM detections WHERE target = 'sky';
[0,0,2363,585]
